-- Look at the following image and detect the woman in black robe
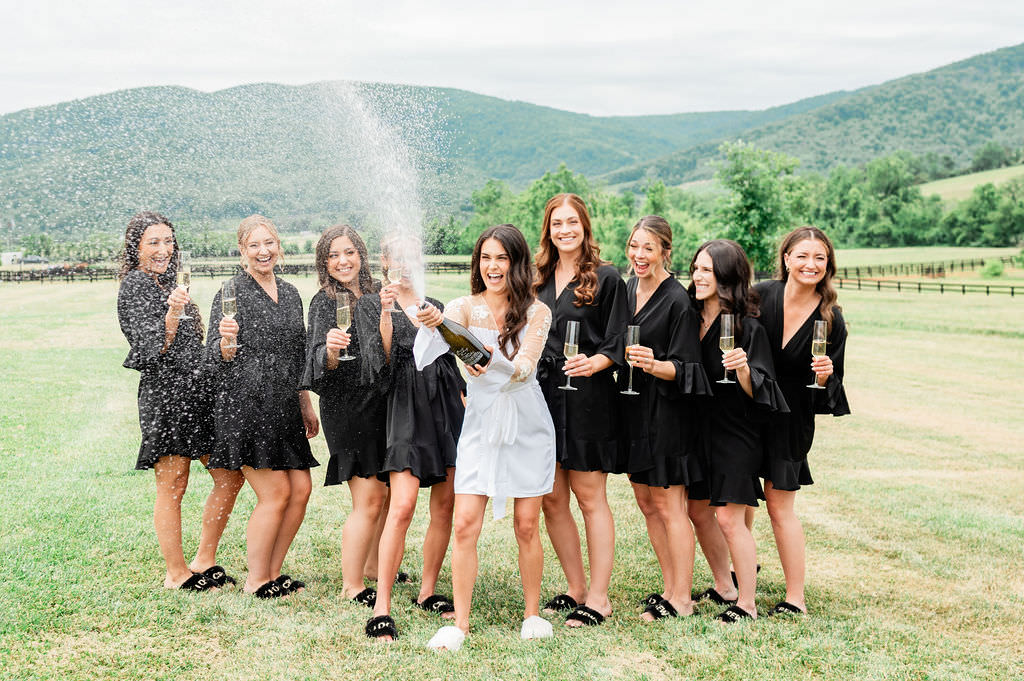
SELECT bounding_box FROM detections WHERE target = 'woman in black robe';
[615,216,710,621]
[753,226,850,616]
[116,211,243,591]
[206,215,319,599]
[534,193,629,628]
[356,236,466,641]
[301,224,388,607]
[686,239,787,622]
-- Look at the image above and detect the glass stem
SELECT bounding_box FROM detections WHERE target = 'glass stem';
[627,366,634,393]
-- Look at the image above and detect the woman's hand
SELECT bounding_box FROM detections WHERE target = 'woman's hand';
[166,287,190,316]
[415,302,444,328]
[300,391,319,439]
[219,316,239,360]
[379,284,400,314]
[325,328,351,355]
[627,344,656,373]
[564,353,599,378]
[722,347,749,375]
[811,354,833,386]
[464,345,494,377]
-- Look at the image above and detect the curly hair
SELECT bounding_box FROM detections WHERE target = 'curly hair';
[314,224,378,307]
[688,239,759,336]
[776,226,841,332]
[533,193,606,306]
[470,224,535,360]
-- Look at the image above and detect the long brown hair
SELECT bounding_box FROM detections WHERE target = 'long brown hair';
[315,224,378,306]
[688,239,759,336]
[776,226,840,332]
[471,224,535,360]
[533,193,605,306]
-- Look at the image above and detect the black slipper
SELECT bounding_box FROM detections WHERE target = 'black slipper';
[643,598,678,620]
[640,592,662,608]
[543,594,579,612]
[768,601,805,616]
[566,605,605,626]
[730,563,761,588]
[253,580,283,599]
[365,615,398,639]
[692,588,737,605]
[202,565,237,587]
[412,594,455,615]
[352,587,377,608]
[716,605,755,623]
[179,573,216,592]
[275,574,306,595]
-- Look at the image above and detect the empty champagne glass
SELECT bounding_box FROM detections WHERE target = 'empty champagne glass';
[717,313,736,384]
[336,300,356,362]
[807,319,827,389]
[558,320,580,391]
[621,325,640,396]
[221,279,239,349]
[175,250,192,320]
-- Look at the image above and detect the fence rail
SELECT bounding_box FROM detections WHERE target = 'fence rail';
[835,255,1016,279]
[836,277,1019,296]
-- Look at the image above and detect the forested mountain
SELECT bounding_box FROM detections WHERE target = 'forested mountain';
[601,43,1024,188]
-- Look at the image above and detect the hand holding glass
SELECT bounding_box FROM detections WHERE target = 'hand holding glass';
[807,320,827,389]
[336,302,356,361]
[621,325,640,396]
[221,280,239,349]
[175,251,192,320]
[717,314,736,384]
[558,320,580,391]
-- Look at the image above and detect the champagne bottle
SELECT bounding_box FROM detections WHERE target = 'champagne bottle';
[423,305,492,366]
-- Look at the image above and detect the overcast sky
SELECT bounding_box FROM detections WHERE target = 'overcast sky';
[2,0,1022,117]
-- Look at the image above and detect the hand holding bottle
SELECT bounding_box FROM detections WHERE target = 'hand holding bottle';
[464,345,494,377]
[415,302,444,328]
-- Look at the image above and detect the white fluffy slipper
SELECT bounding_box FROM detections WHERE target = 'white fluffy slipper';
[427,625,466,651]
[520,615,554,640]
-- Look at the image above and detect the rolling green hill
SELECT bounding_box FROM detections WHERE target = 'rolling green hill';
[600,43,1024,188]
[917,163,1024,201]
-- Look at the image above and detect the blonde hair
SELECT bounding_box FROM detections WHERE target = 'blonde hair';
[237,214,282,267]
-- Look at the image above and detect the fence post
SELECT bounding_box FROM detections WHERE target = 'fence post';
[940,284,944,293]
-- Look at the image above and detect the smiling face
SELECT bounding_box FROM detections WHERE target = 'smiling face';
[549,203,584,259]
[691,249,717,302]
[478,237,510,294]
[327,235,360,288]
[628,227,667,279]
[242,225,280,276]
[137,224,175,275]
[783,237,829,287]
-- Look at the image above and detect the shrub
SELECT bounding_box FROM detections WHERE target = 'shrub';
[981,259,1004,278]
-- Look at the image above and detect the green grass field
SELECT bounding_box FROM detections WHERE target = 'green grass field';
[834,246,1020,267]
[1,271,1022,681]
[918,164,1024,202]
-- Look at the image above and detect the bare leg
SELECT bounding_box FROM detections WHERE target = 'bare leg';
[716,503,758,617]
[566,469,613,625]
[190,458,244,572]
[764,481,807,611]
[417,470,455,619]
[342,476,388,598]
[688,498,737,600]
[372,470,421,641]
[268,469,312,581]
[451,494,488,634]
[240,467,290,593]
[541,464,587,608]
[631,481,670,599]
[744,505,755,532]
[153,456,194,588]
[514,496,545,620]
[642,486,695,618]
[363,489,390,581]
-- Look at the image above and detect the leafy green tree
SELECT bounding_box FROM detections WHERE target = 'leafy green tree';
[972,141,1010,172]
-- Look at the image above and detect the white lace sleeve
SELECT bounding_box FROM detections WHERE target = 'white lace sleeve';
[445,295,470,327]
[511,301,552,382]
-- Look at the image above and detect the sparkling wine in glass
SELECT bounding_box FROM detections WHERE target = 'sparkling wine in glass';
[221,280,239,349]
[336,300,356,361]
[558,320,580,391]
[621,325,640,396]
[717,313,736,384]
[175,250,192,320]
[807,319,827,389]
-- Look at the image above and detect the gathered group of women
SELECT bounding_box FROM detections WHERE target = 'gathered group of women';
[116,193,848,650]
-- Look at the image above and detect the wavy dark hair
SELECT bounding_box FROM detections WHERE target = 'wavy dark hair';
[533,193,606,307]
[315,224,378,307]
[626,215,673,276]
[471,224,535,360]
[688,239,759,336]
[776,226,841,332]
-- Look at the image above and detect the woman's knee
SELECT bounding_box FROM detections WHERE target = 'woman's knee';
[513,513,540,543]
[632,485,658,519]
[453,511,483,545]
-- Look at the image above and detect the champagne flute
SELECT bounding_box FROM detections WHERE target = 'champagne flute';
[336,300,356,361]
[381,267,398,315]
[807,320,827,389]
[558,320,580,391]
[621,325,641,396]
[175,250,192,320]
[717,313,736,384]
[221,280,239,349]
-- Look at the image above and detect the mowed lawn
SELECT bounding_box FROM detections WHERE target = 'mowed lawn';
[1,274,1022,681]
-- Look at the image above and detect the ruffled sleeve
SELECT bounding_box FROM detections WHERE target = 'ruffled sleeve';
[117,270,168,371]
[666,298,712,397]
[204,286,226,369]
[744,319,789,413]
[593,265,629,366]
[302,290,332,392]
[816,307,851,416]
[356,293,390,395]
[510,301,552,382]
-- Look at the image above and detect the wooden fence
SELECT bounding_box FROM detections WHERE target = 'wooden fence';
[835,255,1017,279]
